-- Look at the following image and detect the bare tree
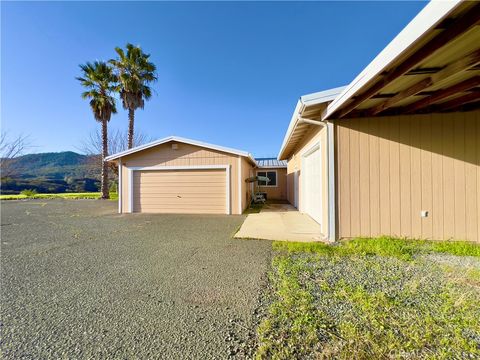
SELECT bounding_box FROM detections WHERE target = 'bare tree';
[79,128,152,157]
[0,132,31,178]
[79,128,152,177]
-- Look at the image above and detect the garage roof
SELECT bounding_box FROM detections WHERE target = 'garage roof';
[105,135,257,165]
[323,0,480,119]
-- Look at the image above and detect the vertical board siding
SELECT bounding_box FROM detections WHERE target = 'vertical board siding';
[336,111,480,242]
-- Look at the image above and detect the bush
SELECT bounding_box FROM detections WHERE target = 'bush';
[20,189,37,197]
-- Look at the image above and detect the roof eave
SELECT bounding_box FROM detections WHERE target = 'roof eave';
[322,0,463,120]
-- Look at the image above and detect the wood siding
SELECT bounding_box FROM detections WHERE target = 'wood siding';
[335,110,480,242]
[241,157,254,212]
[256,168,287,200]
[119,141,249,214]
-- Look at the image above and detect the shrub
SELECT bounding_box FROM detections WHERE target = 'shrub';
[20,189,37,197]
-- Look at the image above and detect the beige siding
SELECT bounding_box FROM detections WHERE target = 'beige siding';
[118,141,249,214]
[285,125,330,236]
[241,157,253,212]
[335,110,480,242]
[133,169,225,214]
[256,168,287,200]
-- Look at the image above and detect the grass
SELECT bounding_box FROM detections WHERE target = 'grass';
[0,192,118,201]
[273,236,480,259]
[243,203,264,214]
[256,237,480,359]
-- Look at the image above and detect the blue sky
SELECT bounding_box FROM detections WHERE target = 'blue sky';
[1,1,426,157]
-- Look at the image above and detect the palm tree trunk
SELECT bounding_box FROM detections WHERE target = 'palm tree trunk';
[128,108,135,149]
[101,119,110,199]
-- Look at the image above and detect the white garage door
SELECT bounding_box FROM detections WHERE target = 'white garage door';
[132,169,227,214]
[303,146,322,225]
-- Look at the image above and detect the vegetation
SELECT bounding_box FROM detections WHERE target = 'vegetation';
[20,189,37,197]
[110,44,157,149]
[77,61,118,200]
[256,238,480,359]
[0,192,118,200]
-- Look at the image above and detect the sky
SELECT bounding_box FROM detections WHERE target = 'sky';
[1,1,427,157]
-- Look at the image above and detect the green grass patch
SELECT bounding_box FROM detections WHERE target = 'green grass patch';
[273,236,480,259]
[257,237,480,359]
[0,192,118,201]
[243,203,264,214]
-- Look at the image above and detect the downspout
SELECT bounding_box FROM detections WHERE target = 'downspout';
[297,117,336,243]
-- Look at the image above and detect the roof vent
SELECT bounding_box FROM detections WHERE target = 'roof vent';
[171,143,178,150]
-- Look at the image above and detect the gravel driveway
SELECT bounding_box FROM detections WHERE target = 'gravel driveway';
[1,200,272,359]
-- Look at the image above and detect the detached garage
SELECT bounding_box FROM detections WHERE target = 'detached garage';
[105,136,256,215]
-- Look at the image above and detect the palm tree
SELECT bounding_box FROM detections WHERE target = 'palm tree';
[76,61,117,199]
[110,44,157,149]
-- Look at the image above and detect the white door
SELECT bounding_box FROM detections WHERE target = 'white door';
[302,146,322,225]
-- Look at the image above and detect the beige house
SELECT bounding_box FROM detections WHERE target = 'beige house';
[105,136,257,215]
[279,0,480,242]
[254,158,288,201]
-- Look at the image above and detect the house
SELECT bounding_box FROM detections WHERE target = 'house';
[254,158,287,201]
[279,0,480,242]
[105,136,257,215]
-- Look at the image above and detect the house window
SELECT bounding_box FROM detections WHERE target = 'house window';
[257,171,277,187]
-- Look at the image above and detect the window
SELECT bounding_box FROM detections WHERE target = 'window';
[257,170,277,187]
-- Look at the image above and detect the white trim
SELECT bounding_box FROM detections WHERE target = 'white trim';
[256,170,278,188]
[326,122,336,242]
[323,0,461,120]
[105,135,256,165]
[128,165,228,171]
[126,165,231,215]
[238,157,242,215]
[128,168,133,213]
[118,158,122,214]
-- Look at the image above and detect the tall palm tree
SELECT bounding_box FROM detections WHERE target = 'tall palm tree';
[110,44,157,149]
[76,61,117,199]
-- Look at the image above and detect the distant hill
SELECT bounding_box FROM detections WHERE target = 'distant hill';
[1,151,102,194]
[11,151,96,179]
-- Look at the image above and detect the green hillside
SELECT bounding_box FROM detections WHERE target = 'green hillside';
[1,151,103,194]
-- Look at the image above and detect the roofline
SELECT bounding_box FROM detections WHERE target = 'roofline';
[256,164,287,169]
[105,135,257,165]
[277,86,346,160]
[323,0,462,120]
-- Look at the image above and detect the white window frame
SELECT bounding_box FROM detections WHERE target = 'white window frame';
[256,170,278,187]
[126,165,231,215]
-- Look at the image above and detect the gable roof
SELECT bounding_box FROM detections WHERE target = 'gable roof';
[105,135,257,165]
[255,157,287,168]
[277,86,346,160]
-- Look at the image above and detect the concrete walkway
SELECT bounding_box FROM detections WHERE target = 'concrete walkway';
[235,203,326,242]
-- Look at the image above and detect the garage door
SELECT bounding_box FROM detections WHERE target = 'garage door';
[303,146,322,225]
[132,169,227,214]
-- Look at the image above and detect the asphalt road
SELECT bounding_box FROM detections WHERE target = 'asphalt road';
[1,200,272,359]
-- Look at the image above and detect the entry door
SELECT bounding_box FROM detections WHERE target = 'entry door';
[303,146,322,225]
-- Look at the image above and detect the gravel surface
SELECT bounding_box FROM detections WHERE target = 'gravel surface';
[1,200,272,359]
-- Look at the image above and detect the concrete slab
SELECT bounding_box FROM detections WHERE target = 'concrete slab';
[235,203,326,242]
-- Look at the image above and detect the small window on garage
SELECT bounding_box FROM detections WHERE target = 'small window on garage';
[257,170,277,187]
